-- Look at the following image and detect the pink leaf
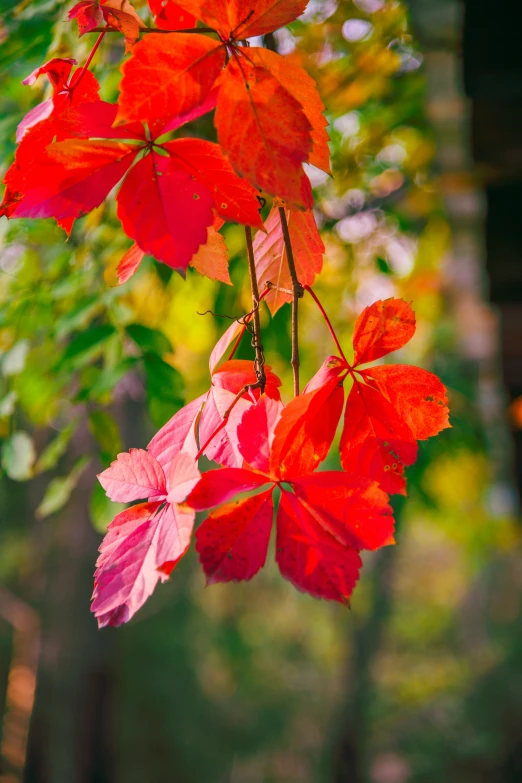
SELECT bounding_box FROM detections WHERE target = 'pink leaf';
[166,451,201,504]
[98,448,166,503]
[148,394,206,471]
[196,488,274,583]
[116,242,145,285]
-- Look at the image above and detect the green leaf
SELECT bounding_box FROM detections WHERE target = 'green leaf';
[34,423,76,474]
[88,410,123,461]
[54,295,100,340]
[143,354,183,403]
[0,391,17,418]
[89,481,125,533]
[35,457,90,519]
[59,324,116,367]
[2,431,36,481]
[126,324,172,356]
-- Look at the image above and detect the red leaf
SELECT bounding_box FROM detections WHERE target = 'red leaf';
[254,205,324,314]
[340,381,417,496]
[186,467,271,511]
[68,1,104,35]
[166,451,201,504]
[172,0,308,39]
[291,473,395,551]
[98,447,167,502]
[22,57,77,89]
[212,359,281,399]
[208,318,246,374]
[276,491,362,604]
[161,138,263,228]
[103,0,145,51]
[270,371,345,480]
[116,150,214,273]
[195,488,274,583]
[362,364,450,440]
[9,139,138,221]
[95,501,162,570]
[237,394,283,473]
[116,33,226,128]
[215,55,313,208]
[148,0,196,29]
[352,298,416,366]
[248,47,330,173]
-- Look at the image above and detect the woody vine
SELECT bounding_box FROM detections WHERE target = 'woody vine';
[0,0,450,627]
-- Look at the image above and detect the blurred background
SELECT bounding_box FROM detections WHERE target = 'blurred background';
[1,0,522,781]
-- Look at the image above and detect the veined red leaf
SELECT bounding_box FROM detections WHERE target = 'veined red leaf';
[116,150,214,273]
[22,57,77,89]
[212,359,281,399]
[166,451,201,504]
[116,33,226,128]
[215,55,313,208]
[195,488,274,583]
[270,373,345,480]
[98,447,166,502]
[276,491,362,604]
[95,501,162,570]
[254,205,324,313]
[172,0,308,39]
[68,1,103,35]
[103,0,145,51]
[186,467,271,511]
[291,473,395,551]
[340,381,417,496]
[249,48,330,172]
[353,298,416,366]
[148,0,196,29]
[362,364,450,440]
[9,139,139,221]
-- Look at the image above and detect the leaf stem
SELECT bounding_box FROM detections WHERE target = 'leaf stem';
[245,226,266,392]
[88,26,217,34]
[278,207,303,396]
[227,286,270,361]
[195,382,261,460]
[304,285,350,366]
[69,28,107,91]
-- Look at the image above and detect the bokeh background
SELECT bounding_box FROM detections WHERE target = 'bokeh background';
[1,0,522,781]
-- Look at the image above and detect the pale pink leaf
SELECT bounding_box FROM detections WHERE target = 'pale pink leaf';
[97,448,166,502]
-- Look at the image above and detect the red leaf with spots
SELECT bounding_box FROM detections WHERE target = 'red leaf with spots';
[196,488,274,583]
[352,298,416,366]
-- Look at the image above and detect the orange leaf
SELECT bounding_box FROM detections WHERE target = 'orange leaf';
[116,33,226,128]
[362,364,450,440]
[116,242,145,284]
[249,47,330,172]
[190,226,231,284]
[215,55,313,209]
[253,205,324,314]
[352,298,416,366]
[171,0,308,39]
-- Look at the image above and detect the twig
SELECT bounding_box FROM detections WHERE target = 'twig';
[278,207,303,395]
[304,285,350,366]
[245,226,266,392]
[227,286,270,361]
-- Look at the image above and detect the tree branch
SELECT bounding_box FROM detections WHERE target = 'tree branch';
[278,207,303,395]
[245,226,266,392]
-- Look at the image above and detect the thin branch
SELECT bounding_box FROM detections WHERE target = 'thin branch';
[278,207,303,396]
[88,26,217,34]
[304,285,350,366]
[227,285,271,361]
[245,226,266,392]
[68,28,107,91]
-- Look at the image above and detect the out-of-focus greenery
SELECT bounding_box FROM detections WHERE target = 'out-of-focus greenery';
[1,2,521,783]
